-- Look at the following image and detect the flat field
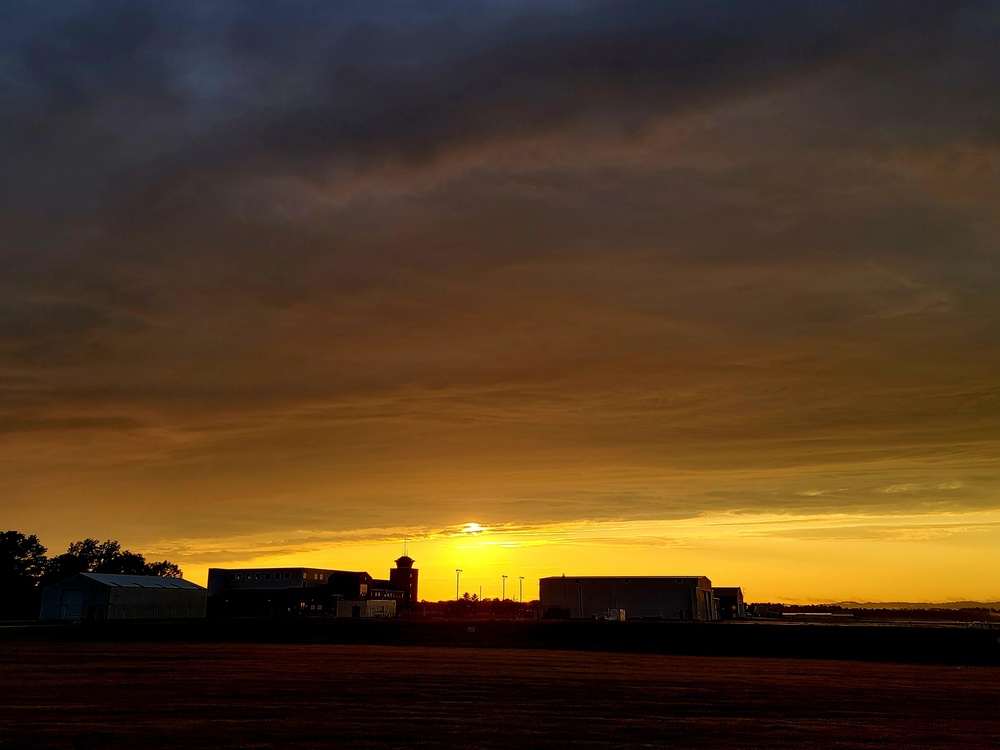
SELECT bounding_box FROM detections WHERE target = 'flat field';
[1,641,997,749]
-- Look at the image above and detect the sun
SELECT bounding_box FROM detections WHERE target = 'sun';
[460,522,487,535]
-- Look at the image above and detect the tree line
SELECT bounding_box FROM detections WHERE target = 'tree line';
[416,592,540,620]
[0,530,183,619]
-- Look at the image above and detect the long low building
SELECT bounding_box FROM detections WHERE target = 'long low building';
[206,556,418,617]
[40,573,207,620]
[539,575,719,621]
[207,567,371,616]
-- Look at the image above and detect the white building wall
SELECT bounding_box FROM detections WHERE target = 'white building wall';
[335,600,396,619]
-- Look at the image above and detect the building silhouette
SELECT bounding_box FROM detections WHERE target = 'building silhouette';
[39,573,206,620]
[207,556,416,617]
[714,586,746,619]
[539,575,720,621]
[388,555,418,610]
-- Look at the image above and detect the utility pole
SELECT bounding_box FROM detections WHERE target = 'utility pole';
[456,569,462,600]
[502,574,508,600]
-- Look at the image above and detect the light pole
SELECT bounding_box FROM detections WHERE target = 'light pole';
[519,576,524,603]
[456,569,462,600]
[502,574,508,600]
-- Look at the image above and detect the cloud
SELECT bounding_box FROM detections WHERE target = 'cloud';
[1,1,999,551]
[4,1,997,211]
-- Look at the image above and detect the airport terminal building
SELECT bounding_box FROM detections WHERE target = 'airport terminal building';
[207,556,417,617]
[539,575,720,621]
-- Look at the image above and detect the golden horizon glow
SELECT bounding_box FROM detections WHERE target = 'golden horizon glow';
[141,511,1000,605]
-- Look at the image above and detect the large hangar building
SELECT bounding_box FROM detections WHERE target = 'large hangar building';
[539,575,719,621]
[39,573,207,620]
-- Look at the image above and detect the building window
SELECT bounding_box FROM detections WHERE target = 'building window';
[264,573,271,579]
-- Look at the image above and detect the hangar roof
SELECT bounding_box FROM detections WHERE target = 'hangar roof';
[80,573,204,590]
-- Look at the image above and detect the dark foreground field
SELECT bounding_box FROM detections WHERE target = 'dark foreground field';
[1,641,998,749]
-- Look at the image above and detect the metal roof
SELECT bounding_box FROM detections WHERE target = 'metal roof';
[80,573,204,590]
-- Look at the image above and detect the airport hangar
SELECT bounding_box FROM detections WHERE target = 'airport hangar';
[540,576,744,621]
[715,586,747,620]
[207,555,418,618]
[39,573,207,620]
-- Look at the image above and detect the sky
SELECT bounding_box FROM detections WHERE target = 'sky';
[2,1,999,604]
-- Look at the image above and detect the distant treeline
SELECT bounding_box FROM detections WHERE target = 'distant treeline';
[416,593,540,620]
[753,602,1000,623]
[0,530,182,620]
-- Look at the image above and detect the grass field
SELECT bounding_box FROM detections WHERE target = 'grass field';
[1,640,997,749]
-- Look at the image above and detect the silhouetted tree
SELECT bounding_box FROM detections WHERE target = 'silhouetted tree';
[0,531,47,580]
[42,538,183,583]
[68,539,123,570]
[41,552,89,585]
[146,560,183,578]
[0,531,48,619]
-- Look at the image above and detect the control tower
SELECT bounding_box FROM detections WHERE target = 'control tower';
[389,555,418,609]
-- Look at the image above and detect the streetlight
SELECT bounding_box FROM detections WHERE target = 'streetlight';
[519,576,524,603]
[455,569,463,600]
[502,574,508,601]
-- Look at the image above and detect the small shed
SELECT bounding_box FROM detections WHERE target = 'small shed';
[39,573,207,620]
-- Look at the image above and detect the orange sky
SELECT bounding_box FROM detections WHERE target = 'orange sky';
[2,2,999,603]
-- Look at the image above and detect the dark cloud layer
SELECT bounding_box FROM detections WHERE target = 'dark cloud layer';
[1,1,999,549]
[4,1,996,209]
